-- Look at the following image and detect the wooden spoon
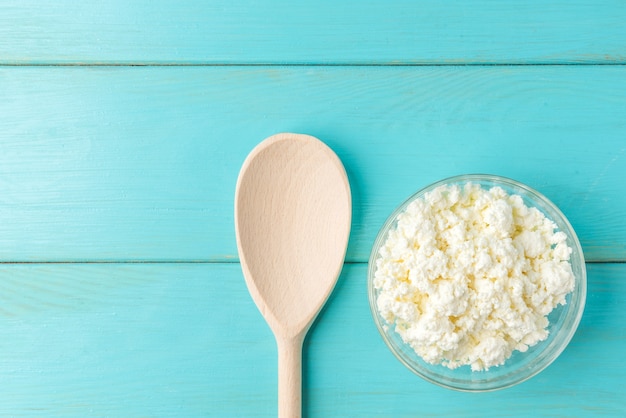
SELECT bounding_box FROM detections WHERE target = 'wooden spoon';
[235,133,352,418]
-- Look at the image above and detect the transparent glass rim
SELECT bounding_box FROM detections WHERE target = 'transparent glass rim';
[367,174,587,392]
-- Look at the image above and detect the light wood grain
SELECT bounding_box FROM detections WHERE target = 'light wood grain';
[0,263,623,417]
[1,66,625,262]
[1,1,626,64]
[235,133,351,417]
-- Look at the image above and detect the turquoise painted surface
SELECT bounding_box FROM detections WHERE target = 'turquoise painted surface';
[1,1,626,417]
[1,67,625,262]
[1,1,626,64]
[0,264,624,416]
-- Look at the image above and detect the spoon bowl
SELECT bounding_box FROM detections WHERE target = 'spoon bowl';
[235,133,351,417]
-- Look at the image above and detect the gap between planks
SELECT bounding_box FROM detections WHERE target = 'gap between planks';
[1,62,626,67]
[0,260,621,265]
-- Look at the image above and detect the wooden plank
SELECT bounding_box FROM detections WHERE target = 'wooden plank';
[1,66,625,262]
[0,262,623,416]
[1,1,626,64]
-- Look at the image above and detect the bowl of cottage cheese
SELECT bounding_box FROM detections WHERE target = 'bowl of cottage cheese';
[368,174,586,391]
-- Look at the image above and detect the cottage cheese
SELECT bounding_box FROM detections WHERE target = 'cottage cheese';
[373,183,575,371]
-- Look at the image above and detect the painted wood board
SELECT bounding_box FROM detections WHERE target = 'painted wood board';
[2,66,625,262]
[0,262,623,417]
[1,1,626,65]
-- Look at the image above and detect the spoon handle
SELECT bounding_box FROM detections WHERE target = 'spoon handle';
[277,335,303,418]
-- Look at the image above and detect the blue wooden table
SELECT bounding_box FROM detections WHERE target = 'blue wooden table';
[1,1,625,416]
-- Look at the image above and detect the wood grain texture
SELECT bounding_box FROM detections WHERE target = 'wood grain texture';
[1,1,626,64]
[3,1,625,416]
[235,133,352,418]
[0,263,623,417]
[2,66,625,262]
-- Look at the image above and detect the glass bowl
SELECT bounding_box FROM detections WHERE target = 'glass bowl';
[367,174,586,392]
